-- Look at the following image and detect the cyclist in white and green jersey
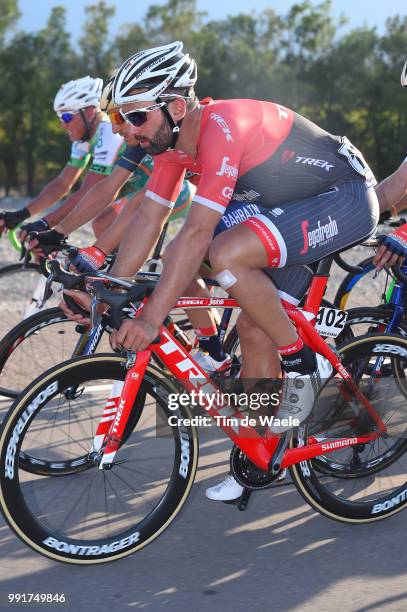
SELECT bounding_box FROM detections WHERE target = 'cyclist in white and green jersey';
[0,76,124,238]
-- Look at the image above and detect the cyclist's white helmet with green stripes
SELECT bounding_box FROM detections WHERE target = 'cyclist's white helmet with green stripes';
[54,76,103,112]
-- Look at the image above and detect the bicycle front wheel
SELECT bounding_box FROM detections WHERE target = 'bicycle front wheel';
[0,354,199,564]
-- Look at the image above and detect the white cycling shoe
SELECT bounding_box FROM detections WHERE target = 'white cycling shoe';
[194,351,232,374]
[205,470,287,502]
[270,353,333,434]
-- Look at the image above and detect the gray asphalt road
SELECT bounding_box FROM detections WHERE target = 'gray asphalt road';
[0,422,407,612]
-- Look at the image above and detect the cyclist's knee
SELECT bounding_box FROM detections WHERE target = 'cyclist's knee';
[209,233,242,273]
[236,312,256,335]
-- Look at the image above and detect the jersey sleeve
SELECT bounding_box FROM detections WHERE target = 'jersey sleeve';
[194,107,245,214]
[67,140,91,170]
[145,153,186,209]
[89,121,124,175]
[116,145,146,172]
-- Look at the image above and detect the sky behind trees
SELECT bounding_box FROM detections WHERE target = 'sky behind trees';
[17,0,407,43]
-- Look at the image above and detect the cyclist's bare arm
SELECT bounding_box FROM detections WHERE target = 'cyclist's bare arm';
[376,160,407,214]
[134,204,221,328]
[111,195,172,277]
[393,193,407,214]
[95,189,145,255]
[43,170,107,228]
[55,165,132,236]
[24,165,82,217]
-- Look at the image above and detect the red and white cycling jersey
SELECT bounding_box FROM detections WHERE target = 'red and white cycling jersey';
[146,98,369,214]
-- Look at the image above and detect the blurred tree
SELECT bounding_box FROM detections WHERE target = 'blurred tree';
[0,7,77,194]
[79,0,116,79]
[113,24,148,66]
[0,0,20,43]
[144,0,205,46]
[0,0,406,193]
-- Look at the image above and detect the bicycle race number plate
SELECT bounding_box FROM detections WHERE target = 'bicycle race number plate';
[315,306,348,338]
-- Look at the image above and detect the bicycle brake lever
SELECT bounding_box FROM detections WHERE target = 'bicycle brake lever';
[90,295,102,329]
[22,243,31,267]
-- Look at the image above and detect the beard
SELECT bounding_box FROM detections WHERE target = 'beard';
[142,115,173,155]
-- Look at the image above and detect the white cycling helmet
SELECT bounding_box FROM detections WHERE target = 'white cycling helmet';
[53,76,103,113]
[112,41,197,105]
[100,71,118,111]
[401,60,407,87]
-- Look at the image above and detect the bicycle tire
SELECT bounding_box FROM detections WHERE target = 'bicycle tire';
[0,307,83,399]
[291,333,407,522]
[333,256,394,310]
[0,354,199,564]
[0,262,47,338]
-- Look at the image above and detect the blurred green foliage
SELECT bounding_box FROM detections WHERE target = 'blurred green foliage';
[0,0,406,195]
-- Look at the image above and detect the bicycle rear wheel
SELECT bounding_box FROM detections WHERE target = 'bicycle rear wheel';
[0,354,199,564]
[0,307,110,401]
[291,333,407,522]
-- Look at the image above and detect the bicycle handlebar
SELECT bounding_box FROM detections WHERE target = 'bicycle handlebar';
[47,259,87,290]
[90,280,157,330]
[392,265,407,286]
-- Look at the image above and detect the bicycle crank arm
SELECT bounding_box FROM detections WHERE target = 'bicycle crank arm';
[268,432,290,475]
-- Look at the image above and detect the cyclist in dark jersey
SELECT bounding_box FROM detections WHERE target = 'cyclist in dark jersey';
[103,42,379,501]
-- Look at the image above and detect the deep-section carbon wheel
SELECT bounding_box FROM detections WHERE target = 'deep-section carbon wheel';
[0,354,199,563]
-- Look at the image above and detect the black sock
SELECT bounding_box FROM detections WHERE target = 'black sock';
[198,335,226,361]
[281,345,317,375]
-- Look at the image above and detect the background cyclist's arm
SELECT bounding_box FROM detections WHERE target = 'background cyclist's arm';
[55,165,131,235]
[95,189,145,255]
[43,170,107,227]
[110,195,172,277]
[394,194,407,215]
[0,164,82,227]
[376,159,407,214]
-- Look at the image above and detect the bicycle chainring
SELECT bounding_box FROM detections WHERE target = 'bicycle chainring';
[230,445,281,490]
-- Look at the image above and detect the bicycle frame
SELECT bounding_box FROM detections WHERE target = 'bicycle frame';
[91,267,386,473]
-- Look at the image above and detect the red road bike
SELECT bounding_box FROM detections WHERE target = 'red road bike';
[1,256,407,563]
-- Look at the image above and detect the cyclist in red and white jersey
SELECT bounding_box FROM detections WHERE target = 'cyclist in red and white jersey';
[102,42,379,501]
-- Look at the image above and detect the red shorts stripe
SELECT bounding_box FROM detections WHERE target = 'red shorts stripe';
[242,217,282,267]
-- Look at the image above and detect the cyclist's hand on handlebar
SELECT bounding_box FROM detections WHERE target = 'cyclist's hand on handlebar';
[60,290,91,325]
[70,246,106,274]
[0,207,30,234]
[110,318,159,352]
[19,218,49,242]
[27,228,67,258]
[374,224,407,271]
